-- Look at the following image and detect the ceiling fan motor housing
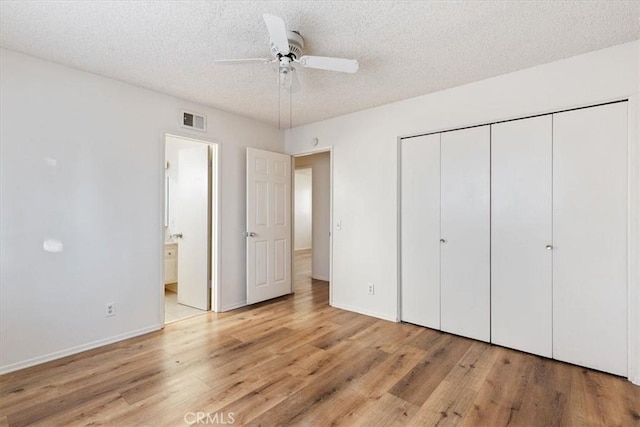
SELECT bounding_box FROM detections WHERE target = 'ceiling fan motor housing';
[271,30,304,59]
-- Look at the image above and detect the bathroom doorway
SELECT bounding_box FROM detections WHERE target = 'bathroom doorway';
[163,134,218,323]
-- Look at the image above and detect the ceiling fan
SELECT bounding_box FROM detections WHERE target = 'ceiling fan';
[214,14,359,92]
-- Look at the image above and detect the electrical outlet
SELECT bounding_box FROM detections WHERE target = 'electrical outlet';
[105,303,115,317]
[367,283,374,295]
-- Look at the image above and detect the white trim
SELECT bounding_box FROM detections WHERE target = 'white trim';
[331,302,398,323]
[396,136,403,325]
[292,156,296,293]
[628,95,640,385]
[0,325,162,375]
[329,148,333,305]
[212,142,221,313]
[159,136,167,327]
[221,300,247,312]
[292,146,333,157]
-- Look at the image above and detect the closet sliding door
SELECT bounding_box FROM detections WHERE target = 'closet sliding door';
[400,134,441,329]
[440,126,490,342]
[553,102,628,376]
[491,116,553,357]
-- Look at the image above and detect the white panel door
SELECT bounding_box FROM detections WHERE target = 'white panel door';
[246,148,292,305]
[553,102,628,376]
[491,116,552,357]
[440,126,490,342]
[177,145,210,310]
[401,134,441,329]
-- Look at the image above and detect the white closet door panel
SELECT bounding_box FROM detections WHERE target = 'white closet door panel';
[553,102,628,376]
[440,126,490,342]
[491,115,552,357]
[401,134,441,328]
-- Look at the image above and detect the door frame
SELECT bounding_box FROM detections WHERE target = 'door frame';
[161,132,221,325]
[292,147,334,305]
[627,94,639,385]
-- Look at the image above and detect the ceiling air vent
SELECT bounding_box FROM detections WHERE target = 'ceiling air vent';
[181,110,206,132]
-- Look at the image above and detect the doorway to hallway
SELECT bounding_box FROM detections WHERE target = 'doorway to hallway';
[293,151,331,295]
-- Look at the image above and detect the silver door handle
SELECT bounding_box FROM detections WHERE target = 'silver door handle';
[171,233,183,239]
[246,232,257,237]
[546,245,553,250]
[440,239,446,243]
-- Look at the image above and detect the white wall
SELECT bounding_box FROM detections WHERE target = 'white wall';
[294,168,312,250]
[295,152,331,281]
[285,41,640,382]
[0,48,283,373]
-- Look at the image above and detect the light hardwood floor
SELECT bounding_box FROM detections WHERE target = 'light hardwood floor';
[1,251,639,426]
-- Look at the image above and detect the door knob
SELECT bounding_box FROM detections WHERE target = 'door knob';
[546,245,553,250]
[440,239,446,243]
[246,232,257,237]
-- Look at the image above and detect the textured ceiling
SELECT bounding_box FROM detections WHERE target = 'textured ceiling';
[1,1,639,128]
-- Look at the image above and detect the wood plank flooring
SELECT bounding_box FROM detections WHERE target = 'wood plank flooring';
[1,250,639,426]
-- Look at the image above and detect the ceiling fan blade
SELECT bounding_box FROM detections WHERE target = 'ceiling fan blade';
[263,14,290,55]
[298,55,359,73]
[213,58,271,65]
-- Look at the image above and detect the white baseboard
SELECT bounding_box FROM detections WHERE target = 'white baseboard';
[330,302,399,323]
[312,275,330,281]
[0,324,163,375]
[221,300,246,312]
